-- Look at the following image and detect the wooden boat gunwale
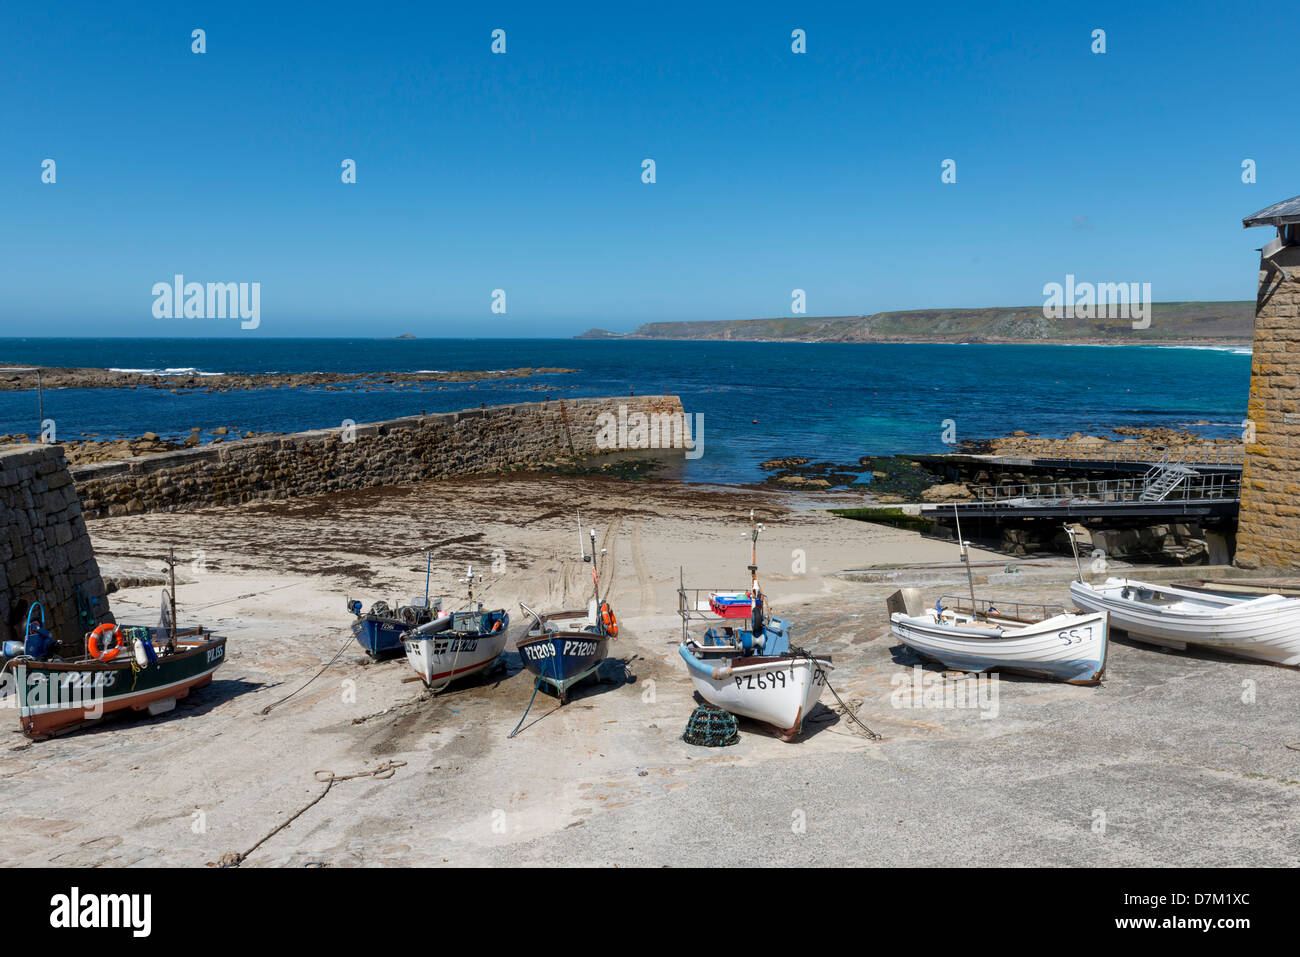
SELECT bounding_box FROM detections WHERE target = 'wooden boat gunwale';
[27,627,220,672]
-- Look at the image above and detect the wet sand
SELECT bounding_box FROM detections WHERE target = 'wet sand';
[3,476,1296,867]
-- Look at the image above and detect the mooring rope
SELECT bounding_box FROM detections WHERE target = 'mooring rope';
[214,760,407,867]
[257,632,355,716]
[791,645,881,740]
[190,581,305,612]
[507,668,547,739]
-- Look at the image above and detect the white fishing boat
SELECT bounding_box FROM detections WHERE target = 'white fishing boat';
[403,567,509,689]
[677,512,831,741]
[890,596,1108,684]
[679,631,831,741]
[1069,577,1300,667]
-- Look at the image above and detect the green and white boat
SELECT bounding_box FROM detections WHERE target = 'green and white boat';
[12,626,226,737]
[4,550,227,738]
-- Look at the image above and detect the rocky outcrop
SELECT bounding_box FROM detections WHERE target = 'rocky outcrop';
[956,428,1242,464]
[0,365,577,392]
[920,483,974,502]
[993,521,1226,565]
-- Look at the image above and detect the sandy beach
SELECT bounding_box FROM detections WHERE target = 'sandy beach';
[3,475,1295,868]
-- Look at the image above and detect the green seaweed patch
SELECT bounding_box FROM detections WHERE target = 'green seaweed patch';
[856,456,943,498]
[549,456,667,481]
[829,506,931,533]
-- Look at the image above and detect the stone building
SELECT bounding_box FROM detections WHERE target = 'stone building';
[1,444,111,649]
[1236,195,1300,569]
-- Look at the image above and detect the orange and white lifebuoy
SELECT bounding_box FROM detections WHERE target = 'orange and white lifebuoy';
[599,601,619,638]
[87,623,124,661]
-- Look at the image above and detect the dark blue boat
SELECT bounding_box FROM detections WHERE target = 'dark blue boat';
[516,526,618,703]
[347,554,445,657]
[516,606,612,703]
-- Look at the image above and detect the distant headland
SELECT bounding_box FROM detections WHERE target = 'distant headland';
[575,301,1254,345]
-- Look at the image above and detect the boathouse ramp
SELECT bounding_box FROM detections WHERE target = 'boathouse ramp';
[0,444,111,646]
[69,395,687,519]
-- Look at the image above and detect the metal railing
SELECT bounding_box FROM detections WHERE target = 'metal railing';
[678,584,759,641]
[938,595,1067,623]
[971,472,1238,506]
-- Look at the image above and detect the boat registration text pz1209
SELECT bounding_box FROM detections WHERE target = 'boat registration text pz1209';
[522,640,598,661]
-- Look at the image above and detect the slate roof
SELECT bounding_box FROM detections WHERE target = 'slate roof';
[1244,195,1300,228]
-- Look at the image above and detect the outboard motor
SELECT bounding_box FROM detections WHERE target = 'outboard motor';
[3,602,56,659]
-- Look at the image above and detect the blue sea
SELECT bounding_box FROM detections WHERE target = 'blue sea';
[0,338,1253,486]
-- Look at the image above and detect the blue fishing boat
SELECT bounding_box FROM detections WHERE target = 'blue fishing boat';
[346,553,447,657]
[516,525,618,704]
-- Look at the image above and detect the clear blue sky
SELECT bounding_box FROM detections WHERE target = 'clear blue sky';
[0,0,1291,338]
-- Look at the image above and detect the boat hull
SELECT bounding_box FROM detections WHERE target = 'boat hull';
[1071,578,1300,666]
[516,631,609,702]
[351,616,408,656]
[404,624,509,687]
[889,609,1108,684]
[14,632,226,737]
[679,644,831,741]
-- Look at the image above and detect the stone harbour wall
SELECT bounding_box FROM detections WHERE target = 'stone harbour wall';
[1237,246,1300,570]
[70,395,687,519]
[1,444,111,647]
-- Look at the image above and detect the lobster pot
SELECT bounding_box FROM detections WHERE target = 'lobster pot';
[682,704,739,747]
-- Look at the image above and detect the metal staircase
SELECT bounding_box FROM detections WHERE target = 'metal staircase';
[1139,450,1198,502]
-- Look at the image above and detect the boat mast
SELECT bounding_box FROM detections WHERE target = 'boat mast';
[161,547,178,645]
[952,505,977,611]
[461,564,478,608]
[424,552,432,607]
[1064,523,1084,582]
[578,511,606,629]
[589,528,602,611]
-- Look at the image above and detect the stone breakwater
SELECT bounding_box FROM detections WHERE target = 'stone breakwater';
[68,395,686,519]
[1,445,111,646]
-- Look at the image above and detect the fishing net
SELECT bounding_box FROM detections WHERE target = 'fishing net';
[682,704,740,747]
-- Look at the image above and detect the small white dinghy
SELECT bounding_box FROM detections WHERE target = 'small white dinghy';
[890,596,1108,684]
[1070,577,1300,667]
[889,515,1108,684]
[404,567,509,689]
